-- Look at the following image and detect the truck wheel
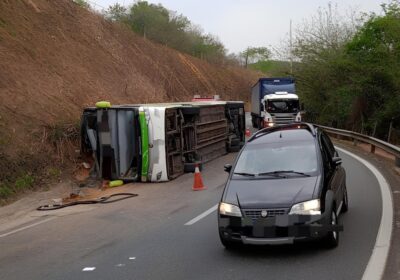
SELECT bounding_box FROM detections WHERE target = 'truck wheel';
[180,107,200,115]
[184,162,203,173]
[227,145,241,153]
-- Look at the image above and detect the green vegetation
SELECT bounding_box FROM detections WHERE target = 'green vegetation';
[14,174,35,192]
[104,1,227,63]
[249,60,291,76]
[73,0,90,9]
[47,167,62,179]
[240,47,271,68]
[0,184,12,200]
[0,174,35,201]
[292,1,400,139]
[0,18,6,28]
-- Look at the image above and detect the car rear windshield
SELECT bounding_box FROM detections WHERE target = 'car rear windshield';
[233,142,318,176]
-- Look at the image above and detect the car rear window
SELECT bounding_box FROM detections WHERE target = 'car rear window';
[234,142,318,175]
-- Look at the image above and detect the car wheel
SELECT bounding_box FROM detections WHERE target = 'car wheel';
[324,209,339,249]
[219,233,240,250]
[341,187,349,213]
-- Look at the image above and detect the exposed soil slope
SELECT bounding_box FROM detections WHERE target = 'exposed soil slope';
[0,0,259,184]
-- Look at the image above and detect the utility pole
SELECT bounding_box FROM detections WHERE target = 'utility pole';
[289,19,293,75]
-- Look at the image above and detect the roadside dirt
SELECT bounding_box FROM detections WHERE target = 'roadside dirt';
[0,0,259,198]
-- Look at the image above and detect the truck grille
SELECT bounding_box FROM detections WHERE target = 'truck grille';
[244,209,288,219]
[272,115,296,125]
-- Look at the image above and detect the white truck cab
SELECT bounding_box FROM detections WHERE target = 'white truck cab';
[261,91,301,127]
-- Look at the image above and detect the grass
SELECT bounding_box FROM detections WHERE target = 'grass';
[0,18,6,28]
[47,167,62,178]
[47,122,80,143]
[0,173,35,201]
[0,184,13,200]
[249,60,291,76]
[14,174,35,192]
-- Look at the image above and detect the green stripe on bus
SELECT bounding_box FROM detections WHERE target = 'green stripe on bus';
[139,111,149,182]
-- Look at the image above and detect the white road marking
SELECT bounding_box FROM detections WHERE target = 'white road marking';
[129,257,136,260]
[0,217,56,239]
[82,267,96,271]
[336,147,393,280]
[184,204,218,225]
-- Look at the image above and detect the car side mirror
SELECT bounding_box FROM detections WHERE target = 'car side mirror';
[332,157,342,166]
[224,164,232,173]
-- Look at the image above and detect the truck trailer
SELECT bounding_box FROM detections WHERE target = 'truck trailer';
[80,101,245,182]
[251,77,301,129]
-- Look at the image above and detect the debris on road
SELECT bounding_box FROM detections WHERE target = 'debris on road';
[109,180,124,188]
[82,267,96,272]
[36,193,138,211]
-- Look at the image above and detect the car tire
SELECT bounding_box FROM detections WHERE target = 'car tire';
[220,239,236,250]
[341,187,349,213]
[323,209,339,249]
[219,233,240,250]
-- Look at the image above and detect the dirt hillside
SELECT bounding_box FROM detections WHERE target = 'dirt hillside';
[0,0,259,186]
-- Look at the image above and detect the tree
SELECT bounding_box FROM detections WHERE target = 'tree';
[344,0,400,134]
[100,1,230,64]
[128,2,170,40]
[105,3,127,22]
[73,0,90,9]
[291,3,358,127]
[240,47,271,68]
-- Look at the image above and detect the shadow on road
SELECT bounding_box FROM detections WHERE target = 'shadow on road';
[222,241,327,259]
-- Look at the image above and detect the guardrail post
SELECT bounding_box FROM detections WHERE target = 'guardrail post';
[396,157,400,167]
[353,139,357,146]
[370,145,375,154]
[388,119,393,143]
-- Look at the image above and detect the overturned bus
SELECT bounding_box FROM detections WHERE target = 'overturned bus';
[80,101,245,182]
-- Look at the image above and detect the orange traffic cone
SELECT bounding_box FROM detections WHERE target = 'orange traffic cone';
[192,163,206,191]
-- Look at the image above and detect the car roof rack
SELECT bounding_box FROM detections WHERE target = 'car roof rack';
[248,122,316,142]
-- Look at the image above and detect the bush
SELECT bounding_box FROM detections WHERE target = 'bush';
[14,174,35,192]
[0,184,13,200]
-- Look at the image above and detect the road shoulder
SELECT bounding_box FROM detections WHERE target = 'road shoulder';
[334,140,400,280]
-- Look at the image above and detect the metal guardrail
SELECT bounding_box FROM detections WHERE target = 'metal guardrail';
[315,124,400,167]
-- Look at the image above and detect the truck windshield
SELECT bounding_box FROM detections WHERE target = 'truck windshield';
[267,100,299,113]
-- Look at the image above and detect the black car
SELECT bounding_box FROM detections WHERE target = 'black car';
[218,123,348,249]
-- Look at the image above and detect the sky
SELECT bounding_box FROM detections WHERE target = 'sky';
[88,0,385,54]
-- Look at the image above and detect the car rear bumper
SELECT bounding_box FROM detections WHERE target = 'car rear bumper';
[218,213,342,245]
[241,236,295,245]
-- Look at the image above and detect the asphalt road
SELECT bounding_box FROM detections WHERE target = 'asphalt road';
[0,144,384,280]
